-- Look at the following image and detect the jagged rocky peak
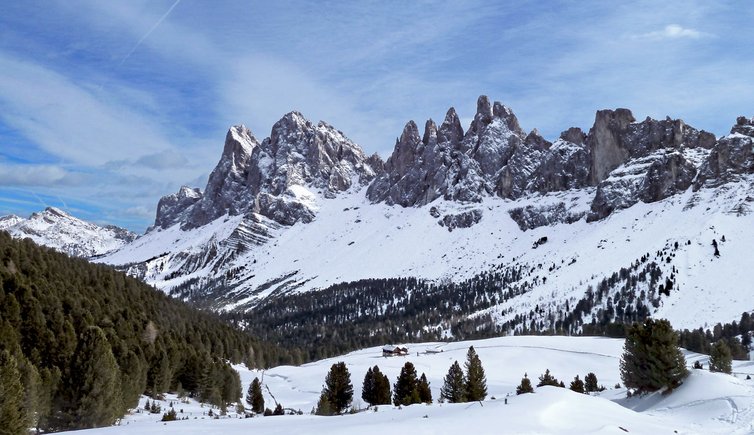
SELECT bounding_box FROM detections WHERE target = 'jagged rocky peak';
[732,116,754,136]
[524,129,551,151]
[254,110,379,197]
[176,111,377,230]
[437,107,464,145]
[155,186,203,229]
[528,127,590,194]
[560,127,587,145]
[185,125,259,229]
[423,119,438,145]
[695,115,754,189]
[368,95,531,206]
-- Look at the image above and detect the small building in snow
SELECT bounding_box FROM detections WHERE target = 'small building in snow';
[382,345,408,356]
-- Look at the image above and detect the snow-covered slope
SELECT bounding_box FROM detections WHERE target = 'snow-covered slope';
[102,174,754,329]
[72,335,754,434]
[98,103,754,331]
[0,207,137,258]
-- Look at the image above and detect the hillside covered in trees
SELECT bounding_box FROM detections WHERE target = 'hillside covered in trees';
[0,232,291,432]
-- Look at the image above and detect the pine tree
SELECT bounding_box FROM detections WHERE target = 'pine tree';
[516,373,534,395]
[314,391,334,416]
[373,366,391,405]
[393,361,420,406]
[620,318,689,394]
[537,369,560,387]
[569,375,585,394]
[322,362,353,414]
[464,346,487,401]
[0,349,29,435]
[440,361,466,403]
[709,339,733,374]
[417,373,432,404]
[246,377,265,413]
[63,326,123,429]
[584,372,600,393]
[361,367,375,406]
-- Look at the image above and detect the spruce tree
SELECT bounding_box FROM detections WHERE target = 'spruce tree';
[418,373,432,404]
[0,350,29,435]
[464,346,487,401]
[584,372,599,393]
[322,362,353,414]
[709,339,733,374]
[361,367,376,406]
[620,318,689,394]
[569,375,585,394]
[516,373,534,395]
[393,361,420,406]
[373,366,391,405]
[440,361,466,403]
[247,377,265,413]
[315,391,334,416]
[537,369,560,387]
[64,326,123,429]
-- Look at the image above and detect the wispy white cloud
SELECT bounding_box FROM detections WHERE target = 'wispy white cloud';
[0,163,74,187]
[632,24,711,40]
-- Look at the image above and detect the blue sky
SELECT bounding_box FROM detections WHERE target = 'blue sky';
[1,1,752,232]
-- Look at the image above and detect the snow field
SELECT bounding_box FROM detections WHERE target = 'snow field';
[72,335,754,434]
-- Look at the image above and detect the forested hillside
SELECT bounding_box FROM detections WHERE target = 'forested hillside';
[0,232,292,432]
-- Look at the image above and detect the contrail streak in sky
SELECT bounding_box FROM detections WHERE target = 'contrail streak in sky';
[118,0,182,67]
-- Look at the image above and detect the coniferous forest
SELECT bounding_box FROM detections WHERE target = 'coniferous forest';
[0,233,291,432]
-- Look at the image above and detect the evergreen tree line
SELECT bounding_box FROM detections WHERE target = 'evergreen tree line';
[0,233,286,432]
[228,246,688,362]
[315,346,486,415]
[514,370,604,395]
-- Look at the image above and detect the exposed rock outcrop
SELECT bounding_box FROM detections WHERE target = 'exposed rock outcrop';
[508,203,585,231]
[155,186,202,229]
[438,209,483,231]
[695,116,754,189]
[588,151,697,221]
[529,129,590,194]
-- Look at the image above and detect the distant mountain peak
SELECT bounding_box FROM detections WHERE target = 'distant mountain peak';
[1,208,136,257]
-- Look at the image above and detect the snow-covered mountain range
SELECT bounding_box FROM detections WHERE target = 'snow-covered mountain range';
[6,96,753,331]
[0,207,136,257]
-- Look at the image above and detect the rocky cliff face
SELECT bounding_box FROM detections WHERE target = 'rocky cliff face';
[367,96,530,206]
[155,186,202,229]
[695,116,754,189]
[370,96,726,224]
[155,112,380,230]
